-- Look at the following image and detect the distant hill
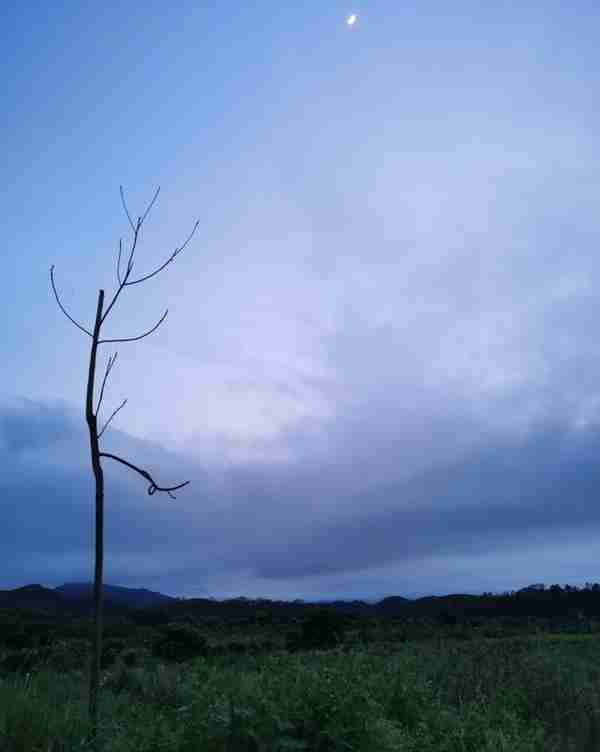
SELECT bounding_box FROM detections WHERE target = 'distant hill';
[3,582,600,624]
[0,584,63,612]
[0,583,176,613]
[315,599,373,616]
[375,595,411,617]
[55,583,176,609]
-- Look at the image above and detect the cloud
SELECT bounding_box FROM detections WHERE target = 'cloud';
[250,420,600,581]
[3,3,600,600]
[3,396,600,598]
[0,398,81,455]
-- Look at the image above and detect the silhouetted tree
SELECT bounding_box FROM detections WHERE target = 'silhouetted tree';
[50,186,197,746]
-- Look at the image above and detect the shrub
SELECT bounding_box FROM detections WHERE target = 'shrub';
[152,623,208,663]
[45,639,88,674]
[101,638,126,669]
[121,648,140,667]
[3,630,31,651]
[297,609,346,650]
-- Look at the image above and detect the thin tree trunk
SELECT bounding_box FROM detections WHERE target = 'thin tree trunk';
[86,290,105,744]
[50,187,195,749]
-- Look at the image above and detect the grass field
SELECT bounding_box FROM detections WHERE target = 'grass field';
[2,634,600,751]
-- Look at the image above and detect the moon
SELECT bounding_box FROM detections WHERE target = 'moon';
[346,13,358,26]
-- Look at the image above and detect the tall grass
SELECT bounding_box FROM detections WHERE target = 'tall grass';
[0,671,90,751]
[2,637,600,751]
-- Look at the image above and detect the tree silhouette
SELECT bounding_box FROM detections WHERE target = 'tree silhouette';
[50,186,197,745]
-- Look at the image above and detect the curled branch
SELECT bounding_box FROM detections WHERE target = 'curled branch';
[99,308,168,344]
[50,266,93,337]
[99,451,189,499]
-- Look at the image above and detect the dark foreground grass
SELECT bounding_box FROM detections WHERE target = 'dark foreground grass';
[2,637,600,751]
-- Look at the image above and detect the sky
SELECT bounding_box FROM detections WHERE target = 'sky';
[2,0,600,600]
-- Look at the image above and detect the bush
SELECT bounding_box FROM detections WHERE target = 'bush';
[101,638,126,668]
[152,623,208,663]
[297,609,346,650]
[3,630,31,651]
[121,648,140,667]
[0,651,33,674]
[45,639,88,674]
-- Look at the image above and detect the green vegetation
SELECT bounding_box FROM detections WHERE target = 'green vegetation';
[3,619,600,751]
[4,588,600,750]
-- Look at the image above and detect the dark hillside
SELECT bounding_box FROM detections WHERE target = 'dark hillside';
[56,583,175,610]
[0,585,64,612]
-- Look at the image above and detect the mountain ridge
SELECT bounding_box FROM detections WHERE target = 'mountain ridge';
[2,582,598,621]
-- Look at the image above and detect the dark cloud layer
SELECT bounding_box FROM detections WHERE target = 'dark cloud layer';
[0,399,79,454]
[251,423,600,580]
[3,399,600,598]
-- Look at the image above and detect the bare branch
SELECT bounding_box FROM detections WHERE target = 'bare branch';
[98,398,127,439]
[99,451,189,498]
[126,220,141,276]
[104,187,182,325]
[140,186,161,225]
[126,220,200,286]
[95,352,118,417]
[99,308,168,344]
[116,239,123,286]
[50,266,93,337]
[120,184,159,235]
[123,187,159,281]
[119,185,136,232]
[101,224,141,325]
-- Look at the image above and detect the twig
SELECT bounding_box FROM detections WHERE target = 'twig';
[50,266,93,337]
[120,185,160,233]
[95,352,118,417]
[98,399,127,439]
[99,309,168,344]
[100,223,142,325]
[140,186,161,225]
[126,219,141,276]
[119,185,136,232]
[125,220,199,286]
[116,239,123,286]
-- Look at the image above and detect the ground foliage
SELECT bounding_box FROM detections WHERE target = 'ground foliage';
[2,620,600,751]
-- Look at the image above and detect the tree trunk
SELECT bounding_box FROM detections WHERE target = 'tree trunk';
[86,290,105,745]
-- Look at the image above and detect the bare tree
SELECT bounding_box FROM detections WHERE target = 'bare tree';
[50,186,198,745]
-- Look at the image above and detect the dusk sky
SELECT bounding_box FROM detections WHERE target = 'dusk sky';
[3,1,600,600]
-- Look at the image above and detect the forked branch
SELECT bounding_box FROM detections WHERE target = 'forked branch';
[120,184,160,231]
[125,220,200,286]
[101,186,195,339]
[101,220,142,324]
[99,451,190,498]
